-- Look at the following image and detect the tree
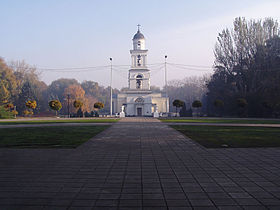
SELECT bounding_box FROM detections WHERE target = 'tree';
[73,100,83,110]
[11,110,18,118]
[26,100,37,109]
[192,100,202,108]
[4,103,14,110]
[63,84,85,115]
[49,100,62,116]
[214,17,279,75]
[166,75,208,114]
[23,110,33,116]
[214,99,224,107]
[16,82,37,115]
[237,98,248,117]
[214,99,224,116]
[77,108,83,118]
[9,60,48,115]
[81,81,99,96]
[48,79,79,102]
[0,58,17,105]
[172,99,184,117]
[237,98,248,108]
[85,95,98,112]
[0,81,10,105]
[0,106,13,119]
[25,100,37,116]
[1,103,17,118]
[73,100,83,117]
[94,102,104,117]
[192,100,202,117]
[65,85,85,100]
[94,102,104,109]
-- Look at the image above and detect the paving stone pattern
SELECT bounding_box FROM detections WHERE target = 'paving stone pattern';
[0,117,280,209]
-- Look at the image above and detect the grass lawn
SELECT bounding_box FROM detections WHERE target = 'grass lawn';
[161,118,280,124]
[0,118,119,125]
[171,125,280,148]
[0,126,109,148]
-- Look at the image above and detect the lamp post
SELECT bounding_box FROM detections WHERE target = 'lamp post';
[110,57,113,116]
[164,55,168,114]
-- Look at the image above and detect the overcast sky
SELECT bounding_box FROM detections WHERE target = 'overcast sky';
[1,0,280,89]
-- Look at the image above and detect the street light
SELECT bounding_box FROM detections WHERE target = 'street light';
[164,55,168,114]
[110,57,113,116]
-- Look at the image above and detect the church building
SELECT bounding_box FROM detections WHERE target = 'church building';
[114,26,169,117]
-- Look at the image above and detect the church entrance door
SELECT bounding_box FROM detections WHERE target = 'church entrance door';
[137,107,142,116]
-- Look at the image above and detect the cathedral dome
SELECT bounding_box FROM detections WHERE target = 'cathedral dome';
[133,30,145,40]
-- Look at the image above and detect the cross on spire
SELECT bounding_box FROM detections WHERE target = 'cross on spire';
[137,24,141,32]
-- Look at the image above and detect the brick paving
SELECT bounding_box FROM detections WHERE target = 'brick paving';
[0,117,280,209]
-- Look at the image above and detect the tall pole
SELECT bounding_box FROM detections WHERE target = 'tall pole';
[164,55,168,114]
[110,58,113,116]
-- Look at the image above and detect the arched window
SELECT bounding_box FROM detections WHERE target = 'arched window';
[135,97,144,103]
[136,74,143,89]
[137,55,142,66]
[136,74,143,79]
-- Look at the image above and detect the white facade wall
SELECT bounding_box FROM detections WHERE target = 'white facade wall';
[114,93,169,116]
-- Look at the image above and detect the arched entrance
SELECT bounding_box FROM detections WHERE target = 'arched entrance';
[135,97,144,116]
[137,107,142,116]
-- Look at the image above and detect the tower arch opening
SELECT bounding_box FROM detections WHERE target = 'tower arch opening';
[136,74,143,89]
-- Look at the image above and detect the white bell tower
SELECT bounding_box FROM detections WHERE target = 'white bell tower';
[129,25,150,90]
[114,25,169,117]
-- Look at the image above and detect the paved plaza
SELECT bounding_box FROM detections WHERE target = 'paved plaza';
[0,118,280,209]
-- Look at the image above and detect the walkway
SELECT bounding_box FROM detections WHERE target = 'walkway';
[0,118,280,209]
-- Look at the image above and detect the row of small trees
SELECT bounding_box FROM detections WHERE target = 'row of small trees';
[212,98,248,117]
[1,100,37,118]
[172,99,202,117]
[48,99,104,117]
[1,99,104,118]
[172,97,249,117]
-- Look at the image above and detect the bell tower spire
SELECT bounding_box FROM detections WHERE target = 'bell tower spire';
[131,25,147,67]
[128,26,150,90]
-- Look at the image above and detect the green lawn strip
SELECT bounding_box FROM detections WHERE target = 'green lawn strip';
[0,126,109,148]
[161,118,280,124]
[171,125,280,148]
[0,118,119,125]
